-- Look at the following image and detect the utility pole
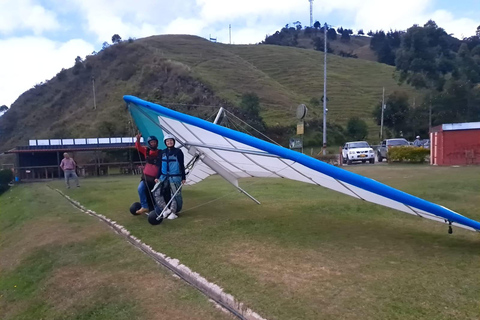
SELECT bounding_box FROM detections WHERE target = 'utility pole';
[429,101,432,131]
[229,24,232,44]
[322,22,328,155]
[380,87,385,140]
[92,76,97,110]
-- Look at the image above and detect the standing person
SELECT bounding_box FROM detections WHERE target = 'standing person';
[413,136,422,147]
[60,153,79,189]
[135,133,161,215]
[156,134,186,219]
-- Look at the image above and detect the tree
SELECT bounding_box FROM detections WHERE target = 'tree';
[395,21,458,89]
[112,34,122,43]
[327,28,337,40]
[0,105,8,113]
[313,37,333,53]
[367,30,374,36]
[346,117,368,140]
[337,27,344,34]
[313,21,320,30]
[358,29,364,35]
[477,25,480,38]
[372,91,411,136]
[341,30,350,41]
[239,93,265,131]
[102,41,110,50]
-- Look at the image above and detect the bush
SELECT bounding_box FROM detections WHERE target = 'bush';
[387,146,429,163]
[0,169,13,195]
[313,154,339,165]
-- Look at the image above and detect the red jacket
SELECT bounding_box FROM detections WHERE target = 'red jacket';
[135,140,160,178]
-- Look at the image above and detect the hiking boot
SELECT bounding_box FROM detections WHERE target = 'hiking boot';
[135,207,149,215]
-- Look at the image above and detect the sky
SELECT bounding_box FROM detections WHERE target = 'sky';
[0,0,478,108]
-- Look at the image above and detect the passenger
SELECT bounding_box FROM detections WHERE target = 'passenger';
[135,133,160,215]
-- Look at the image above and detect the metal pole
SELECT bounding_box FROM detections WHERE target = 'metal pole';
[380,87,385,140]
[92,76,96,110]
[429,100,432,131]
[322,23,327,155]
[213,107,224,124]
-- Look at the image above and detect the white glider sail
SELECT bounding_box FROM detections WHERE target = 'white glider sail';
[125,95,480,233]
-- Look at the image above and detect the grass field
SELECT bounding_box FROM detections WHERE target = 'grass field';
[0,184,234,320]
[2,165,480,319]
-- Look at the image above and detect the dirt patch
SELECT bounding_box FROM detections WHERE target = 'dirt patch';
[226,242,343,293]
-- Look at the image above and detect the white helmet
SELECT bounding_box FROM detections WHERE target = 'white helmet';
[164,134,175,144]
[416,136,420,139]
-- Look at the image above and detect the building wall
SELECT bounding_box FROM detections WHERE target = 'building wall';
[433,129,480,165]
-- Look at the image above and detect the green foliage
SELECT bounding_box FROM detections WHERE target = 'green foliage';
[112,34,122,44]
[387,146,429,163]
[0,169,13,194]
[395,21,460,89]
[239,92,265,131]
[262,27,299,47]
[56,68,67,81]
[372,91,410,136]
[346,117,368,140]
[313,36,334,52]
[370,30,403,65]
[327,28,337,40]
[341,30,351,41]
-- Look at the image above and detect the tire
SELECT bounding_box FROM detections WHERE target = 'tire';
[148,207,164,225]
[129,202,142,215]
[377,153,383,162]
[362,160,366,163]
[369,158,375,164]
[347,157,352,165]
[342,156,347,164]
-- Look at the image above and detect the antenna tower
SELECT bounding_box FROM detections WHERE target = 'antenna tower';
[309,0,314,27]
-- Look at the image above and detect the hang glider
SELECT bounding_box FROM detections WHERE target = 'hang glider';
[125,95,480,233]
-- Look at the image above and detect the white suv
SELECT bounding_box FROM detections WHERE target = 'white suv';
[342,141,375,165]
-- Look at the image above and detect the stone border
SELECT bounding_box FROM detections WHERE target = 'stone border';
[49,186,266,320]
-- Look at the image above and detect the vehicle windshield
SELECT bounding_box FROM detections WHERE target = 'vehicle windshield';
[349,142,370,148]
[387,139,409,146]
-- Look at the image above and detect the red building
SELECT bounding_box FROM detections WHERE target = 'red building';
[430,122,480,166]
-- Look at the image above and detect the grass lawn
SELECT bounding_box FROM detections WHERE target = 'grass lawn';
[0,165,480,319]
[39,165,480,320]
[0,184,234,320]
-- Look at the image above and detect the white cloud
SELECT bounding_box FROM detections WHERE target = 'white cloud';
[163,18,207,35]
[430,10,479,38]
[0,37,94,107]
[0,0,60,35]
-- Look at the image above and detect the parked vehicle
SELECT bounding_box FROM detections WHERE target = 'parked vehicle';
[342,141,375,165]
[377,138,410,162]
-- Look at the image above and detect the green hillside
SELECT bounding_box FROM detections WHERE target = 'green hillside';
[0,35,419,151]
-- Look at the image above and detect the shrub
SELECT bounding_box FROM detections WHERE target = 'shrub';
[0,169,13,195]
[388,146,429,163]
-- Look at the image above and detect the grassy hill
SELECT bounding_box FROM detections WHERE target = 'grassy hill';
[0,35,419,151]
